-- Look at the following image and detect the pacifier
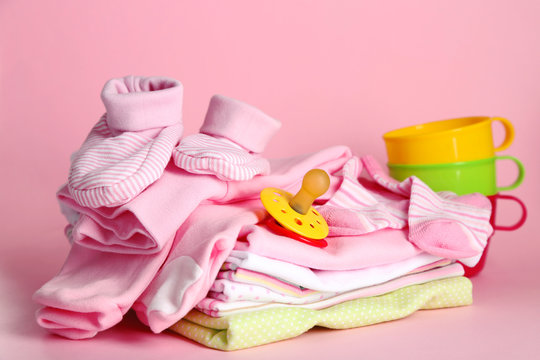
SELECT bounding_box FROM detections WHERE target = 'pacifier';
[260,169,330,248]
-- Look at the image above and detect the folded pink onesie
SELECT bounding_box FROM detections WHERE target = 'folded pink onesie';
[33,240,173,339]
[131,151,492,333]
[132,147,353,333]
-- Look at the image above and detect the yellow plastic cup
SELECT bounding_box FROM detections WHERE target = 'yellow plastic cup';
[383,116,515,164]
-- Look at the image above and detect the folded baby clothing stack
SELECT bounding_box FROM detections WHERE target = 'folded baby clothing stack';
[33,76,493,349]
[163,156,491,350]
[173,277,471,350]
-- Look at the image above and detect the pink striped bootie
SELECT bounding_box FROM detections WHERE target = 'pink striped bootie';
[172,95,281,181]
[68,76,184,208]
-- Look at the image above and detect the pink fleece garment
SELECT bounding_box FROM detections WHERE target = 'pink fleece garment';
[223,146,352,202]
[132,147,353,333]
[235,225,422,271]
[135,205,419,332]
[33,240,173,339]
[58,166,226,254]
[36,146,352,338]
[57,146,352,254]
[132,201,263,333]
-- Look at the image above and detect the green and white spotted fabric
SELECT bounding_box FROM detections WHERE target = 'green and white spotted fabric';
[169,276,472,351]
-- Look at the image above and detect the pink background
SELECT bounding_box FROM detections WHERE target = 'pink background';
[1,0,539,358]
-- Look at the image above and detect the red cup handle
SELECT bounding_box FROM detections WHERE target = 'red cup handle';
[491,194,527,231]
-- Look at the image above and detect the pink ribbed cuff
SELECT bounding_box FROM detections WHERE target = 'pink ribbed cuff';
[101,75,184,132]
[200,95,281,153]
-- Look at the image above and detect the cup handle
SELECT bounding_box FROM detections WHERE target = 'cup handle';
[495,155,525,192]
[491,194,528,231]
[491,117,515,152]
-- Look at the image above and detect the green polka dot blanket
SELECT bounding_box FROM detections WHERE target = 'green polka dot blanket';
[169,276,472,350]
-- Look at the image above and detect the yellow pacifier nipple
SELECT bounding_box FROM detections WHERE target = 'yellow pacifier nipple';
[260,169,330,240]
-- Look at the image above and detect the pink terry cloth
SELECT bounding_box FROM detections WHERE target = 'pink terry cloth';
[361,155,493,259]
[33,240,173,339]
[56,146,352,254]
[68,76,184,208]
[173,95,282,181]
[132,147,353,333]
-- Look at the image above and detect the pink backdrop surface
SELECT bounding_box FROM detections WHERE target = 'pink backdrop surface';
[1,1,539,359]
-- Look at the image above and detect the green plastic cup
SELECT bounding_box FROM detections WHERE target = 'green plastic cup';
[388,155,525,195]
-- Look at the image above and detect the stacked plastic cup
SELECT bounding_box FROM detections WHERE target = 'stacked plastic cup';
[468,194,527,276]
[383,116,527,276]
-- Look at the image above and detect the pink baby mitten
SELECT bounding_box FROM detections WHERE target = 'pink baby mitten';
[68,76,184,208]
[172,95,281,181]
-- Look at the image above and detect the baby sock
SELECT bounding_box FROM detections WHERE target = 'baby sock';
[173,95,281,181]
[33,240,173,339]
[68,75,184,208]
[361,155,493,259]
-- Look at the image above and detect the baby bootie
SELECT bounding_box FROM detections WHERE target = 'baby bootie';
[68,76,184,208]
[173,95,281,181]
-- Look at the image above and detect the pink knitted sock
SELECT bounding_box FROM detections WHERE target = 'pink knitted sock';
[173,95,281,181]
[361,155,493,259]
[68,76,184,208]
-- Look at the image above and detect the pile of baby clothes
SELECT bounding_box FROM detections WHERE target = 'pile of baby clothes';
[164,156,491,350]
[33,76,493,349]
